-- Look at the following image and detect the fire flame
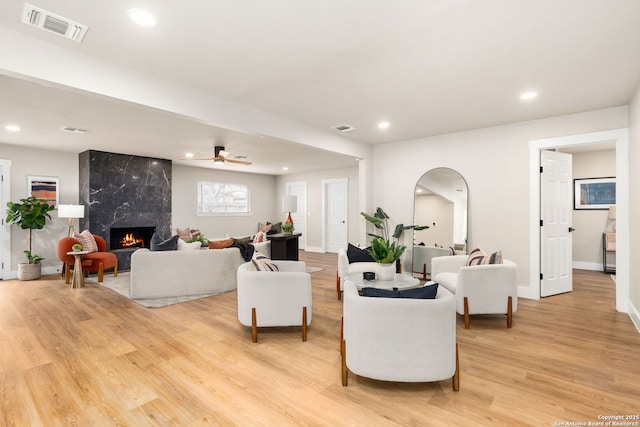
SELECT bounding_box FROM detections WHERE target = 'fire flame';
[120,233,144,248]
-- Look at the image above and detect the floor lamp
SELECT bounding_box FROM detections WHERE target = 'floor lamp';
[58,204,85,237]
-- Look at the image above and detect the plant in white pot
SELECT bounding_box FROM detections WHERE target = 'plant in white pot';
[360,207,429,280]
[5,196,55,280]
[361,207,428,280]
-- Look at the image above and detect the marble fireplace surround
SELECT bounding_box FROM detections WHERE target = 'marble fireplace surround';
[79,150,172,270]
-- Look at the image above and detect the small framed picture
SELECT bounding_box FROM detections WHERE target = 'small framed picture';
[28,176,59,208]
[573,177,615,210]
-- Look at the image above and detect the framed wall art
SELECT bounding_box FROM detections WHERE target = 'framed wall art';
[573,177,615,210]
[28,176,59,208]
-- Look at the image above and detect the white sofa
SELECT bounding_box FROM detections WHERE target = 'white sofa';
[130,241,270,299]
[341,280,459,389]
[237,260,312,342]
[431,255,517,328]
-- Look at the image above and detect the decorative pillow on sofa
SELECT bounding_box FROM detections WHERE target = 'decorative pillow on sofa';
[233,236,251,245]
[251,251,279,272]
[258,222,272,233]
[361,283,439,299]
[266,221,282,234]
[177,239,201,251]
[176,227,192,242]
[253,231,267,243]
[73,230,98,253]
[208,238,235,249]
[150,233,179,251]
[347,243,375,263]
[466,248,503,266]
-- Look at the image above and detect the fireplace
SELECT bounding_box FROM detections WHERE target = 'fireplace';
[110,226,156,250]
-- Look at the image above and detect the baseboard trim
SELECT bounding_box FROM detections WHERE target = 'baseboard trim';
[629,300,640,335]
[518,285,539,300]
[572,261,604,271]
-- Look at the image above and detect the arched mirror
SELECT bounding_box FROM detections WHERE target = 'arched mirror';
[412,168,468,279]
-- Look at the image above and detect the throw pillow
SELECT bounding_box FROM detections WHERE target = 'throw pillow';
[251,251,279,272]
[466,248,503,266]
[176,227,191,242]
[361,283,439,299]
[234,236,251,245]
[253,231,266,243]
[208,238,235,249]
[258,222,272,233]
[177,239,201,251]
[267,221,282,234]
[150,233,179,251]
[346,243,375,263]
[73,230,98,253]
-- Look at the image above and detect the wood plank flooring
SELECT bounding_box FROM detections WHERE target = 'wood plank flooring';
[1,253,639,426]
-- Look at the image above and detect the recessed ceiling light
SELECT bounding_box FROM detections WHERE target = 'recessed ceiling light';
[127,8,157,27]
[282,166,289,171]
[185,152,194,158]
[416,188,423,193]
[520,91,538,101]
[377,121,390,129]
[5,124,20,132]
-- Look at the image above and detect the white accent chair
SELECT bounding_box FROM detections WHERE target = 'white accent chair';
[336,248,377,300]
[237,261,312,342]
[340,280,459,390]
[431,255,517,329]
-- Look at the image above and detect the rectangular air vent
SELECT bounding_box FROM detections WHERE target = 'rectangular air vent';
[22,3,88,42]
[333,124,355,132]
[60,126,88,134]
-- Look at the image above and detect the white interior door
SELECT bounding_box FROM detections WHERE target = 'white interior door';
[0,159,11,280]
[285,181,307,249]
[540,150,573,297]
[324,178,348,253]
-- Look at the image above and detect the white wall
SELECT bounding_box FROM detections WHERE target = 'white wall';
[275,167,359,251]
[628,85,640,330]
[171,164,277,240]
[570,149,616,269]
[372,106,628,293]
[1,143,79,276]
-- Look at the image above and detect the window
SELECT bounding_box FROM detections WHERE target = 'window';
[197,182,251,216]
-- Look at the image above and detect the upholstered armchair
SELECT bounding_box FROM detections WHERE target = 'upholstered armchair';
[431,255,517,328]
[57,235,118,284]
[237,261,312,342]
[336,247,378,300]
[340,280,459,390]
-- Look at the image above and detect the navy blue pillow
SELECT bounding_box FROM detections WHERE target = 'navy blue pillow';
[150,233,179,251]
[347,243,375,263]
[361,283,439,299]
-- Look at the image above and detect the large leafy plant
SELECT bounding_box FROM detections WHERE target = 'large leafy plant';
[6,196,55,264]
[361,207,428,264]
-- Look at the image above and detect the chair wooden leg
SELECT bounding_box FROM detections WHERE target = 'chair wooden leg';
[453,343,460,391]
[336,272,341,301]
[340,316,344,354]
[341,339,348,386]
[114,259,118,278]
[98,263,104,282]
[64,263,71,285]
[507,296,513,328]
[422,263,427,280]
[302,306,308,342]
[463,297,470,329]
[251,307,258,343]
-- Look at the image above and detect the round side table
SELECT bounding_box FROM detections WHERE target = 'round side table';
[67,250,89,289]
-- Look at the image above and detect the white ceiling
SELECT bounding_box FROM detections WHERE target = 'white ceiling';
[1,0,639,174]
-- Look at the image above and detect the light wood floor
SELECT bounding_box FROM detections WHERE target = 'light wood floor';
[1,252,638,426]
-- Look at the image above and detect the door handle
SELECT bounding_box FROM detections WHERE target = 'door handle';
[568,227,575,232]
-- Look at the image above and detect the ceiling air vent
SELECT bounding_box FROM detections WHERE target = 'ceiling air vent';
[22,3,89,42]
[60,126,88,134]
[333,124,355,132]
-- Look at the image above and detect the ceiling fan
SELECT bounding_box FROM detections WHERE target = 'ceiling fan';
[183,146,252,165]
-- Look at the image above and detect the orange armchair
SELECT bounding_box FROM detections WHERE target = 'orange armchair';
[57,235,118,284]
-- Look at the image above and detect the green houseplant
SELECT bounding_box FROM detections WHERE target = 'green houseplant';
[5,196,55,280]
[361,207,428,279]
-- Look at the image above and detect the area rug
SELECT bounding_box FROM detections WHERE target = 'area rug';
[98,266,324,308]
[97,273,218,308]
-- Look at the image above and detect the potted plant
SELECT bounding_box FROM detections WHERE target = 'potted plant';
[72,243,83,252]
[281,222,294,235]
[361,207,428,280]
[5,196,55,280]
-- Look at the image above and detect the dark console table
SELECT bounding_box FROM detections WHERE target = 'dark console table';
[267,233,302,261]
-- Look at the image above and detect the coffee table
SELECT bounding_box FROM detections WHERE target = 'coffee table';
[345,272,421,291]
